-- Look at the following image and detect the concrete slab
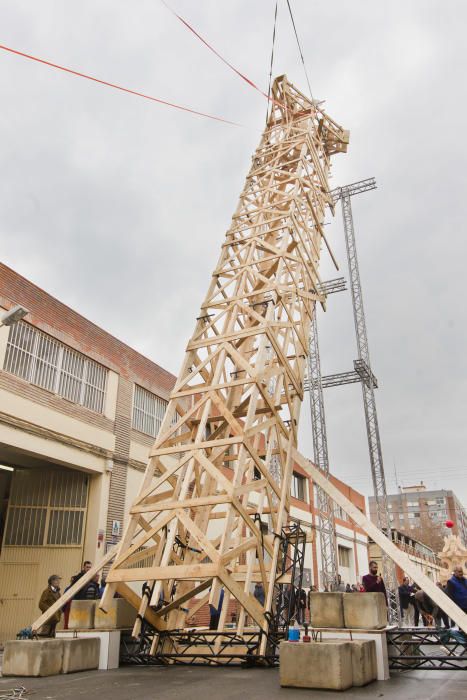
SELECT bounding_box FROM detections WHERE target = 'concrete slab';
[309,591,344,628]
[61,638,100,674]
[279,640,353,690]
[343,592,387,629]
[94,598,136,629]
[2,639,63,677]
[68,600,95,629]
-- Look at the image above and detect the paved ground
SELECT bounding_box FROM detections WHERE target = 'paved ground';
[0,666,466,700]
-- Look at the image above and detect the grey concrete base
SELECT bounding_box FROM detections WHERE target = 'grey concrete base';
[309,592,344,628]
[318,639,377,687]
[349,640,377,686]
[61,638,100,674]
[57,629,122,670]
[311,628,390,680]
[68,600,96,629]
[95,598,136,629]
[2,639,63,677]
[280,640,353,690]
[343,592,387,629]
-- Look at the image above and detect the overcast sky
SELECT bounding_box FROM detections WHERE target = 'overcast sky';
[1,1,466,505]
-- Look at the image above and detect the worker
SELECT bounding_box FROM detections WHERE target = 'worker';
[209,588,224,630]
[414,589,439,626]
[38,575,62,637]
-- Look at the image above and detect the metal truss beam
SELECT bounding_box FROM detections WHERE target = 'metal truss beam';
[334,179,400,624]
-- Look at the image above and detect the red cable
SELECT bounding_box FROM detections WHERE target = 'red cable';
[161,0,281,107]
[0,43,240,126]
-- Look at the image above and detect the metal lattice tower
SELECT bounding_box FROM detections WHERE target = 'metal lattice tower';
[332,178,400,623]
[308,309,338,591]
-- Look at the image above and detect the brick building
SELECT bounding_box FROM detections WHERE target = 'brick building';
[0,262,176,640]
[0,262,369,640]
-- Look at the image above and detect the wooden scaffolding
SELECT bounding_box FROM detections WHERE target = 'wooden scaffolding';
[97,75,349,659]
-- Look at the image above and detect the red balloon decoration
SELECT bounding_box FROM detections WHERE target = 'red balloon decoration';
[445,520,454,529]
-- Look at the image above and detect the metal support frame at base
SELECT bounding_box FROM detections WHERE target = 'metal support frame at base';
[387,627,467,671]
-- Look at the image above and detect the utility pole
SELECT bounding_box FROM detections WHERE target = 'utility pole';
[331,177,400,623]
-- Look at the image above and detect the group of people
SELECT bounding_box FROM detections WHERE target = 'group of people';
[38,561,106,637]
[398,565,467,627]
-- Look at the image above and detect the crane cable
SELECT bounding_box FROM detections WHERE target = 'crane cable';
[266,0,279,123]
[285,0,314,102]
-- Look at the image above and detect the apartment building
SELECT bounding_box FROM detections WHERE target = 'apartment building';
[369,483,467,550]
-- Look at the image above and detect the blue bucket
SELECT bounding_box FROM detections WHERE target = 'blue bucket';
[288,628,300,642]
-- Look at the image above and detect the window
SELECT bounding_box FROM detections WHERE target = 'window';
[4,322,107,413]
[4,468,88,546]
[338,545,351,568]
[333,504,349,522]
[132,385,168,438]
[291,473,307,502]
[407,501,419,507]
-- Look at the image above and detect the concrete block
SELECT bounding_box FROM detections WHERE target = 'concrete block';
[309,592,344,628]
[61,638,100,674]
[320,638,377,686]
[349,640,377,686]
[279,640,353,690]
[2,639,63,677]
[94,598,136,629]
[68,600,96,629]
[343,593,387,629]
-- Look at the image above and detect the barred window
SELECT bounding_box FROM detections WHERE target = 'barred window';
[4,468,88,547]
[132,384,168,438]
[3,321,107,413]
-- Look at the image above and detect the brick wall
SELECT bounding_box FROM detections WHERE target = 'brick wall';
[0,262,176,398]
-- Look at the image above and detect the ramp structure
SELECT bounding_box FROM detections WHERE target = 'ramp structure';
[99,75,349,659]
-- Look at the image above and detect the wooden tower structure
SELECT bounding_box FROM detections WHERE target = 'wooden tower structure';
[99,75,349,660]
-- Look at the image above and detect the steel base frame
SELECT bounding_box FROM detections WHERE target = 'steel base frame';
[120,524,306,667]
[387,627,467,671]
[120,628,279,667]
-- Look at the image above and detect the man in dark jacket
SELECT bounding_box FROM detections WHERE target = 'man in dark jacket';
[398,576,414,626]
[447,566,467,613]
[38,575,62,637]
[80,573,100,600]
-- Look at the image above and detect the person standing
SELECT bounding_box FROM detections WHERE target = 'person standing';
[362,561,387,598]
[398,576,414,626]
[80,573,100,600]
[253,582,265,607]
[435,581,451,628]
[209,588,224,630]
[296,588,307,623]
[447,566,467,613]
[38,575,62,637]
[336,574,346,592]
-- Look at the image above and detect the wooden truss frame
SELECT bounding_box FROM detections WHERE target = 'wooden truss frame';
[97,76,349,656]
[32,75,466,658]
